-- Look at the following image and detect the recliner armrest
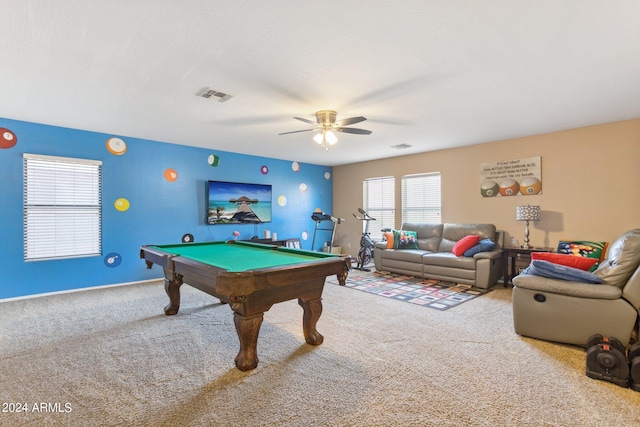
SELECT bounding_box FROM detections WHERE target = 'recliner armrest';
[374,242,388,250]
[513,274,622,300]
[473,249,503,260]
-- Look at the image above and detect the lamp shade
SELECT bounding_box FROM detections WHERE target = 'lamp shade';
[516,205,541,221]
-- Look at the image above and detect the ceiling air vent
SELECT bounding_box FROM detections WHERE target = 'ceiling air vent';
[391,143,412,149]
[198,88,233,103]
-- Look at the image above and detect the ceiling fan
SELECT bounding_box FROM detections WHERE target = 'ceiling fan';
[279,110,372,150]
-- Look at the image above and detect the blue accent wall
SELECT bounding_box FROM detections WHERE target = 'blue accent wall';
[0,118,334,299]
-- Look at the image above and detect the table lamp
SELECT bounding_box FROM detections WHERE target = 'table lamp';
[516,205,541,249]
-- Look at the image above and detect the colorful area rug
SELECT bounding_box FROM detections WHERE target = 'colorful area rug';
[330,270,491,311]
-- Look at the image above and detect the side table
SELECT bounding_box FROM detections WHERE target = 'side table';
[502,246,553,287]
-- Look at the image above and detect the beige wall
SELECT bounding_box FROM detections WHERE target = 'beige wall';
[333,118,640,258]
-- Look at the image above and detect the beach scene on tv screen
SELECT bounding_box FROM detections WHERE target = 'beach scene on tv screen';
[207,181,272,224]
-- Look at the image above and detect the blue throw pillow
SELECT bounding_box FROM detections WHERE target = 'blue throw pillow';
[521,260,603,284]
[464,238,496,256]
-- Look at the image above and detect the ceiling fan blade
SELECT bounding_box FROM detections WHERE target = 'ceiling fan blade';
[335,116,367,127]
[278,129,316,135]
[293,116,317,125]
[336,127,372,135]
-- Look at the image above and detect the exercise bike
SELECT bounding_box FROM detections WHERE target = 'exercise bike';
[352,208,376,271]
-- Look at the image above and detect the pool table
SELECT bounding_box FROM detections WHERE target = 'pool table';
[140,240,350,371]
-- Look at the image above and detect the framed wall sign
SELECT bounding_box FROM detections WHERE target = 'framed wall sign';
[480,156,541,197]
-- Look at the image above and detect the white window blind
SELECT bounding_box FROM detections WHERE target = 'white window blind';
[23,154,102,261]
[363,176,395,241]
[402,172,441,224]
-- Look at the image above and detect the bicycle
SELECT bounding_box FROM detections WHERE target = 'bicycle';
[352,208,376,271]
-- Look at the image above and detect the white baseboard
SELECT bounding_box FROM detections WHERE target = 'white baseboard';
[0,278,163,303]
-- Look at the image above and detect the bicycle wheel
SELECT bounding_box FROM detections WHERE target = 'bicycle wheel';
[357,247,372,266]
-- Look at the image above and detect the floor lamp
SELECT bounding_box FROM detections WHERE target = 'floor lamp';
[516,205,541,249]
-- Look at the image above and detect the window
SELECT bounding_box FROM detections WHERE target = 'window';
[363,176,395,241]
[23,154,102,261]
[402,172,441,223]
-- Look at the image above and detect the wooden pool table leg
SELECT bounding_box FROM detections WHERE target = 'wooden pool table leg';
[233,312,263,371]
[337,269,349,286]
[299,297,324,346]
[163,276,183,316]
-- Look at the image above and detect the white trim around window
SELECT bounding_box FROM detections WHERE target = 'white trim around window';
[23,153,103,261]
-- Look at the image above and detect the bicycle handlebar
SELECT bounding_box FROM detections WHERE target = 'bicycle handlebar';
[352,209,376,221]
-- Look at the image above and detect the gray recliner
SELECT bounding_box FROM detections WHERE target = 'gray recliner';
[512,229,640,346]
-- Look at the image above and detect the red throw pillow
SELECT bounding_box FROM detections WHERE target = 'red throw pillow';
[452,235,480,256]
[531,252,597,271]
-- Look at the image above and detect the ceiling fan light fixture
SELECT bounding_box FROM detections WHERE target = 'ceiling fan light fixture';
[325,130,338,145]
[280,110,370,151]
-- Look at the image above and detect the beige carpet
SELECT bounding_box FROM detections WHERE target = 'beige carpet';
[2,276,640,426]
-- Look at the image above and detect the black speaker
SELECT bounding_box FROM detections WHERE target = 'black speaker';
[586,334,629,388]
[628,342,640,392]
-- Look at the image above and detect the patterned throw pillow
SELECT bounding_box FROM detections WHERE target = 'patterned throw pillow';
[393,230,419,250]
[556,240,608,272]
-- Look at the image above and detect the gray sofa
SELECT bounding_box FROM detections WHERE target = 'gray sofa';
[373,223,504,289]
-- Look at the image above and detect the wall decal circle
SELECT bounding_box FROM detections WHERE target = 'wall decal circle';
[299,183,307,193]
[208,154,221,166]
[260,165,269,175]
[182,233,194,243]
[114,198,130,211]
[0,128,17,149]
[324,172,331,180]
[277,195,287,206]
[104,252,122,268]
[301,231,309,241]
[106,137,127,155]
[291,161,300,172]
[164,168,178,182]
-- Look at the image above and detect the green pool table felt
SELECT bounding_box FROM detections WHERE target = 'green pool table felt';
[149,241,337,272]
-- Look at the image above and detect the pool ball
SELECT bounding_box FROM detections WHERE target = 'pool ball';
[164,168,178,182]
[0,128,17,149]
[519,177,542,195]
[106,137,127,155]
[499,179,519,196]
[480,180,499,197]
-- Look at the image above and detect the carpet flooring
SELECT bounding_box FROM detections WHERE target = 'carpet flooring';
[330,270,491,310]
[2,278,640,426]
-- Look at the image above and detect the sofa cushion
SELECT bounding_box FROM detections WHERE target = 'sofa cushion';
[464,238,496,257]
[392,230,419,249]
[452,235,479,256]
[521,260,603,284]
[422,252,477,270]
[531,252,597,271]
[382,249,428,263]
[556,240,608,272]
[594,229,640,288]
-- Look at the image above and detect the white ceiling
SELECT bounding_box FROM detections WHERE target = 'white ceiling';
[2,1,640,166]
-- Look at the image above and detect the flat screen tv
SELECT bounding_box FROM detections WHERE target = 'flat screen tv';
[207,180,272,224]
